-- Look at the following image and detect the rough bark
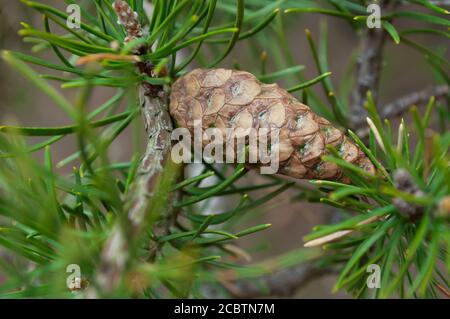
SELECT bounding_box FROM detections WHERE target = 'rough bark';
[356,84,449,139]
[219,264,332,298]
[349,0,399,124]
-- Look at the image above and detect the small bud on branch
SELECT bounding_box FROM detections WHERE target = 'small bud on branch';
[113,0,143,41]
[393,169,425,221]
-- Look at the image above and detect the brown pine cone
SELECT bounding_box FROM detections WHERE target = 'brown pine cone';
[169,68,375,181]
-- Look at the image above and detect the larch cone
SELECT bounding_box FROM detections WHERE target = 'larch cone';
[169,68,375,181]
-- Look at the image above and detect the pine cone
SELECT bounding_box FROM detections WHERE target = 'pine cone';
[169,68,375,181]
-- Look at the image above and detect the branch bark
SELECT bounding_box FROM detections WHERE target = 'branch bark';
[90,1,180,296]
[349,0,398,124]
[356,84,449,138]
[379,84,449,121]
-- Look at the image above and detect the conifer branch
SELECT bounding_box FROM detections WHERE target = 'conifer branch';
[219,264,332,298]
[93,1,178,295]
[349,0,399,124]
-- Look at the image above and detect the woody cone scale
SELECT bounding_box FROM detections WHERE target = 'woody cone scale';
[169,68,375,181]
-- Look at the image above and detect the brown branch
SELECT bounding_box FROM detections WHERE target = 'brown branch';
[349,0,398,124]
[90,1,177,295]
[113,0,143,41]
[349,28,385,122]
[127,88,174,228]
[356,84,449,138]
[427,1,450,6]
[218,264,333,298]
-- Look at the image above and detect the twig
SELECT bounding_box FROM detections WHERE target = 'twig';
[127,88,174,228]
[90,1,178,295]
[113,0,143,41]
[356,84,449,138]
[218,264,333,298]
[349,0,398,124]
[304,215,383,248]
[93,89,174,295]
